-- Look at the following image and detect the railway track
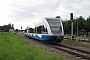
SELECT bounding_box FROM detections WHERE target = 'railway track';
[16,33,90,60]
[49,44,90,60]
[40,42,90,60]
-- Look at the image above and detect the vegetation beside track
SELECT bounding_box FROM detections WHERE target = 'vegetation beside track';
[62,40,90,50]
[0,32,66,60]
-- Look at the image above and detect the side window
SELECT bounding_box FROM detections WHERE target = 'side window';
[37,26,42,34]
[35,25,48,34]
[42,25,48,34]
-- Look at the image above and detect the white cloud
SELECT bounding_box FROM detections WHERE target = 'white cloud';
[0,0,90,29]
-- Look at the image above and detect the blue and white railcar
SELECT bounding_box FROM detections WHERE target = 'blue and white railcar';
[25,18,64,43]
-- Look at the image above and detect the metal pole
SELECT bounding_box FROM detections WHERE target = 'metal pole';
[77,19,78,36]
[71,21,73,40]
[33,22,35,33]
[27,26,29,33]
[36,27,37,34]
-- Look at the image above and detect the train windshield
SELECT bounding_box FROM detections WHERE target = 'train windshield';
[46,18,62,35]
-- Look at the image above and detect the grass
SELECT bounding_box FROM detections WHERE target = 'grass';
[62,40,90,50]
[0,32,66,60]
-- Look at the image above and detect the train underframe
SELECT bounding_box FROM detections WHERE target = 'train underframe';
[44,36,64,44]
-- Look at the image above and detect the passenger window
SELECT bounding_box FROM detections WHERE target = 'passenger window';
[37,26,42,34]
[42,25,48,34]
[36,25,48,34]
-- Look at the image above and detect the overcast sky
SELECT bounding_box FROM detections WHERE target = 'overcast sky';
[0,0,90,29]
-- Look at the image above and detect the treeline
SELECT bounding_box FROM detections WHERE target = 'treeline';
[0,23,14,32]
[62,16,90,35]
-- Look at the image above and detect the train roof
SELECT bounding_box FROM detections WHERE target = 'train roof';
[45,17,60,20]
[35,17,61,27]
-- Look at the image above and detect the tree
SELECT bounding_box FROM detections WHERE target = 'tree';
[76,16,85,31]
[56,16,60,18]
[86,16,90,30]
[0,23,14,32]
[58,15,90,36]
[85,16,90,36]
[63,20,71,34]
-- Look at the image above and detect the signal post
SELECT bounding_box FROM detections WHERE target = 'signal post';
[70,13,74,40]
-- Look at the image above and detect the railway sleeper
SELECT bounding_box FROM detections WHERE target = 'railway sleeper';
[52,45,90,60]
[60,44,90,54]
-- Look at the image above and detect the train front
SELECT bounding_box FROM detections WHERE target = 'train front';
[45,18,64,43]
